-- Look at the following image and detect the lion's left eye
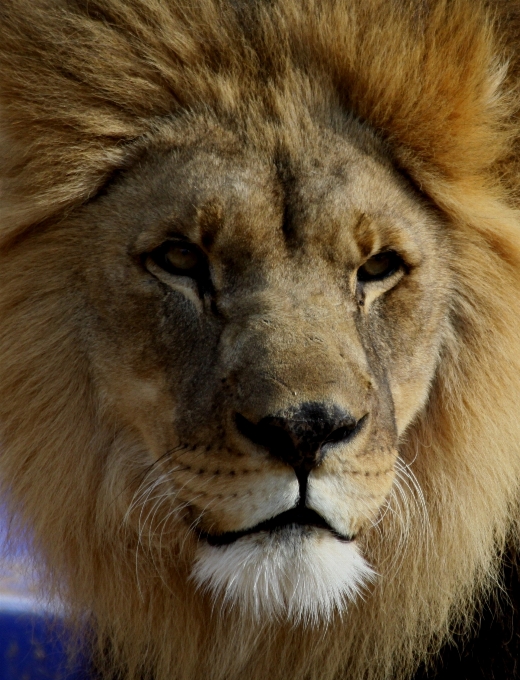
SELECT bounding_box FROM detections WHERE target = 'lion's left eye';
[357,251,403,282]
[150,241,204,277]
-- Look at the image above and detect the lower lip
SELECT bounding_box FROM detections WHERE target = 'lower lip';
[200,523,354,547]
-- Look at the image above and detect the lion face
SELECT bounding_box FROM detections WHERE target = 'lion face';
[75,116,451,621]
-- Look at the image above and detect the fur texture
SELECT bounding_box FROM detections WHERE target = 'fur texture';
[192,531,374,624]
[1,2,520,680]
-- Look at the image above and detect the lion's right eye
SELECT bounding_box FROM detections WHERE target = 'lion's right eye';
[149,240,205,278]
[357,251,403,283]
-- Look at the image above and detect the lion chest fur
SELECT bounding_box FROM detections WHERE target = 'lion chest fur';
[2,1,520,680]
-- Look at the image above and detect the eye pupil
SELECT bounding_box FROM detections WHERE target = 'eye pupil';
[166,245,199,271]
[357,251,401,282]
[144,238,213,295]
[148,240,203,276]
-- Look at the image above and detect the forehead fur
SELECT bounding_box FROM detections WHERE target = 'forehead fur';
[0,0,517,243]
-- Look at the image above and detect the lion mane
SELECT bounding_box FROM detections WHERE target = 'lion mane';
[1,1,520,679]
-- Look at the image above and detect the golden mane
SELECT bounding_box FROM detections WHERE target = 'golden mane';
[1,1,520,679]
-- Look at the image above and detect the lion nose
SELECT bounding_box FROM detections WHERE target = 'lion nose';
[235,402,364,475]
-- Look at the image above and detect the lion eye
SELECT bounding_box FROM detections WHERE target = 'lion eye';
[151,241,203,277]
[357,251,402,282]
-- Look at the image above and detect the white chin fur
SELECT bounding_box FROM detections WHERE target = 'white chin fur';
[191,528,375,625]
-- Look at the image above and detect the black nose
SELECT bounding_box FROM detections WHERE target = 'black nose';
[235,402,364,475]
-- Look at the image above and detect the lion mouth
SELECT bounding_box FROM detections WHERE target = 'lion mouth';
[200,506,354,546]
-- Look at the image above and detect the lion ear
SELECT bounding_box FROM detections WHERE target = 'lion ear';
[0,0,231,241]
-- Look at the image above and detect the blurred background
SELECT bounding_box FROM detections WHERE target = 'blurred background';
[0,513,87,679]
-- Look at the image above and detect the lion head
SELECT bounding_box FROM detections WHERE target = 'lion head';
[83,114,452,622]
[1,1,520,679]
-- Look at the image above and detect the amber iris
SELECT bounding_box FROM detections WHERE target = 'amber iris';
[357,251,402,282]
[151,240,203,277]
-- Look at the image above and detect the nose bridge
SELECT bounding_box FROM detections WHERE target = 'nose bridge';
[223,283,372,420]
[269,281,369,391]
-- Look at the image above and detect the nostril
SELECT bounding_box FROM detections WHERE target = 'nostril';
[324,425,356,445]
[234,412,295,454]
[323,413,368,448]
[235,413,261,445]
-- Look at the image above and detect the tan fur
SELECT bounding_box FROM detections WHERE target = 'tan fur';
[1,1,520,679]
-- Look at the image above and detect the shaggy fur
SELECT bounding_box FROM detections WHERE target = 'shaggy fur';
[1,1,520,679]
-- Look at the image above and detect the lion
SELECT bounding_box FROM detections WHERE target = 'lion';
[1,0,520,678]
